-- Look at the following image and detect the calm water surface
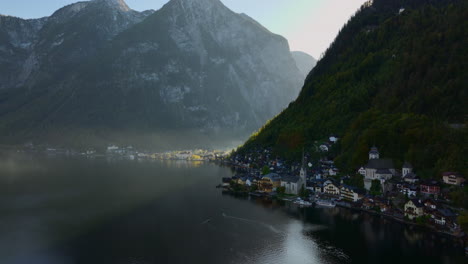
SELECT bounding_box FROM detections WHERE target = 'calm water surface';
[0,154,465,264]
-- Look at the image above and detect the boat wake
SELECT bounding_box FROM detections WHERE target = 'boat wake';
[222,213,282,234]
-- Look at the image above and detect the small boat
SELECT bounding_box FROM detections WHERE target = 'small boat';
[316,199,336,208]
[293,198,313,207]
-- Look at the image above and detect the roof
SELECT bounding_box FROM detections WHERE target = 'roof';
[442,172,462,177]
[341,184,365,194]
[366,159,394,169]
[281,175,301,183]
[376,168,392,174]
[420,180,440,187]
[409,199,424,208]
[438,208,456,217]
[404,172,418,179]
[403,162,413,168]
[262,173,281,181]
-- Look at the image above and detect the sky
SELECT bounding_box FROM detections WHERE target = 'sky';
[0,0,368,58]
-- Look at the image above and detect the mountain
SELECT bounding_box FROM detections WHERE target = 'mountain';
[238,0,467,178]
[291,51,317,78]
[0,0,303,149]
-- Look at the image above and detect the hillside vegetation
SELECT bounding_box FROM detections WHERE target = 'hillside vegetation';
[238,0,467,178]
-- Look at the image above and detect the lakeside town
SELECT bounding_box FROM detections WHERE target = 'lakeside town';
[220,135,468,253]
[10,143,230,162]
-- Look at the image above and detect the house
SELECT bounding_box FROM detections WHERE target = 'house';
[258,173,281,192]
[358,167,366,176]
[236,177,247,186]
[222,177,232,187]
[340,185,365,202]
[245,177,256,187]
[323,182,340,196]
[430,211,446,226]
[328,168,338,176]
[404,199,425,220]
[423,199,437,210]
[319,144,329,152]
[402,162,413,177]
[329,135,339,143]
[374,198,391,212]
[403,172,419,183]
[399,183,418,197]
[442,172,465,186]
[420,181,440,196]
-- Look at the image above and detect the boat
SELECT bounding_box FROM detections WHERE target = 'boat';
[293,198,313,207]
[315,199,336,208]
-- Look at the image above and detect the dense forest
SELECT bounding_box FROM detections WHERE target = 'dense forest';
[238,0,467,178]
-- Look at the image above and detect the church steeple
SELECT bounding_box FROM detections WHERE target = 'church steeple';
[369,146,380,160]
[300,149,307,182]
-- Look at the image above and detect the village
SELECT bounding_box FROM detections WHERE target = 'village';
[15,143,230,162]
[222,136,467,242]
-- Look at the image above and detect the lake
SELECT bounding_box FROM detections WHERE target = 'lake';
[0,153,465,264]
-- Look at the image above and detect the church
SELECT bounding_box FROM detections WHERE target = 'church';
[281,156,307,195]
[359,146,396,190]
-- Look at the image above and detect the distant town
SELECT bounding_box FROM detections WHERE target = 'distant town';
[222,135,467,245]
[12,143,230,162]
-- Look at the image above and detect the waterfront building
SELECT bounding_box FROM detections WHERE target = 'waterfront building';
[404,199,424,220]
[340,185,364,202]
[258,173,281,192]
[323,182,340,196]
[280,152,307,195]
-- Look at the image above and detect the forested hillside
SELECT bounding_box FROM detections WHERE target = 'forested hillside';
[238,0,467,178]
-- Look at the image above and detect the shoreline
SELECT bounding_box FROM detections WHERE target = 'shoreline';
[223,187,467,245]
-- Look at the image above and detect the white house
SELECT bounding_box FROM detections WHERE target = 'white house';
[319,144,329,152]
[402,162,413,177]
[323,182,340,196]
[329,135,339,143]
[340,185,364,202]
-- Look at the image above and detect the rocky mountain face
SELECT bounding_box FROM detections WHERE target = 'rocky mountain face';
[0,0,304,149]
[291,51,317,78]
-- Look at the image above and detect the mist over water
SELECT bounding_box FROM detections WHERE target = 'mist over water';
[0,154,465,264]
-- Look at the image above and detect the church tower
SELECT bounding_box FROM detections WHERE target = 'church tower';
[300,150,307,183]
[369,146,380,160]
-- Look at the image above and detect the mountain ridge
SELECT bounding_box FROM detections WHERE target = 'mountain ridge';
[0,0,304,150]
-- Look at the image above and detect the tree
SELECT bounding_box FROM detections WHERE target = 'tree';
[345,174,364,189]
[261,165,270,175]
[370,180,382,196]
[250,184,258,192]
[299,185,308,198]
[457,212,468,233]
[277,186,286,196]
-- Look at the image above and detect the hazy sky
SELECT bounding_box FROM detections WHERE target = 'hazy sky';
[0,0,367,58]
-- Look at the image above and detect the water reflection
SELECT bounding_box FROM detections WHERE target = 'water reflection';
[0,154,465,264]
